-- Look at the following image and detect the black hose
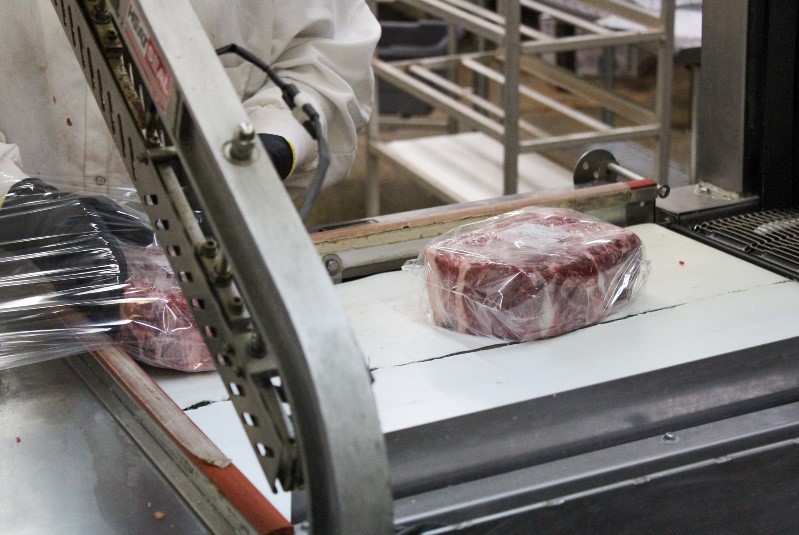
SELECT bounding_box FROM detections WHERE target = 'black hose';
[215,43,291,93]
[215,43,329,222]
[298,119,329,221]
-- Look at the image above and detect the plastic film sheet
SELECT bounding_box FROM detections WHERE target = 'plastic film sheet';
[0,177,212,372]
[406,207,649,341]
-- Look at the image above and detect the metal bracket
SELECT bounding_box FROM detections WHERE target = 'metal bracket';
[52,0,392,531]
[574,149,671,198]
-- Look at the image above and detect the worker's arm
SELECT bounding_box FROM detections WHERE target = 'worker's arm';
[207,1,381,187]
[0,133,28,199]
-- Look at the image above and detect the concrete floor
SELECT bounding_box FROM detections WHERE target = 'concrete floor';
[306,62,696,227]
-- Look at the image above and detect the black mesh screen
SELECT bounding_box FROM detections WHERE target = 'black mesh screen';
[693,208,799,277]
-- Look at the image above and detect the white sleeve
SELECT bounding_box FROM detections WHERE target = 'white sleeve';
[240,1,381,186]
[0,132,27,200]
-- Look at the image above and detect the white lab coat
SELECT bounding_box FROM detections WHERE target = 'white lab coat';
[0,0,380,199]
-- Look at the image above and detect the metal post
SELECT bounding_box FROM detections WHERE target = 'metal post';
[654,0,675,185]
[447,21,461,134]
[693,0,749,194]
[502,0,521,195]
[602,47,616,125]
[690,64,699,182]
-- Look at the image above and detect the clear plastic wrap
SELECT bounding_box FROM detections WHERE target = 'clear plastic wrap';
[0,176,213,372]
[407,207,648,341]
[117,246,214,372]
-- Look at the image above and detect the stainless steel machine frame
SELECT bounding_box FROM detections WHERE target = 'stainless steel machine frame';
[50,0,392,531]
[385,336,799,532]
[43,0,799,532]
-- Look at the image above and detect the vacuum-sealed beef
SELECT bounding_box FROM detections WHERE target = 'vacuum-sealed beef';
[119,247,214,372]
[419,207,647,341]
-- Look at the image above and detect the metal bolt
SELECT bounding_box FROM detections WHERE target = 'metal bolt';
[200,239,218,259]
[146,134,160,149]
[104,28,118,44]
[326,258,340,273]
[236,122,255,140]
[662,432,678,443]
[212,256,233,286]
[226,122,256,162]
[228,296,244,315]
[323,254,342,275]
[92,3,112,23]
[248,333,265,358]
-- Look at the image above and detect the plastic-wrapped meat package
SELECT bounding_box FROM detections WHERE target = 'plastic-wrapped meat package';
[118,247,214,372]
[413,207,648,341]
[0,177,212,372]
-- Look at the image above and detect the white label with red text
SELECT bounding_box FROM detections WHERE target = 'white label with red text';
[120,1,172,111]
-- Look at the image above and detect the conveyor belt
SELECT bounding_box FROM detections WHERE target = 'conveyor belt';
[153,224,799,528]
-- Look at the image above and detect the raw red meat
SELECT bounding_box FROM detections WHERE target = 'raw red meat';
[118,247,213,372]
[423,208,646,341]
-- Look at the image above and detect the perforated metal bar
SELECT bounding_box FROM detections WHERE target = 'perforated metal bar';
[51,1,393,532]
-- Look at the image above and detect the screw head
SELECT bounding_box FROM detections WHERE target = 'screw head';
[326,258,340,273]
[323,254,342,275]
[663,432,678,443]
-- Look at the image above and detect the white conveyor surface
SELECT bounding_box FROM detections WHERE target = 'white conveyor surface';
[150,223,799,517]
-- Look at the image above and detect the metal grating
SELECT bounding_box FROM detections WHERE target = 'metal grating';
[693,208,799,277]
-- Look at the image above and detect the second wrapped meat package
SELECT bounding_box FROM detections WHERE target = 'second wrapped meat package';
[410,207,648,341]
